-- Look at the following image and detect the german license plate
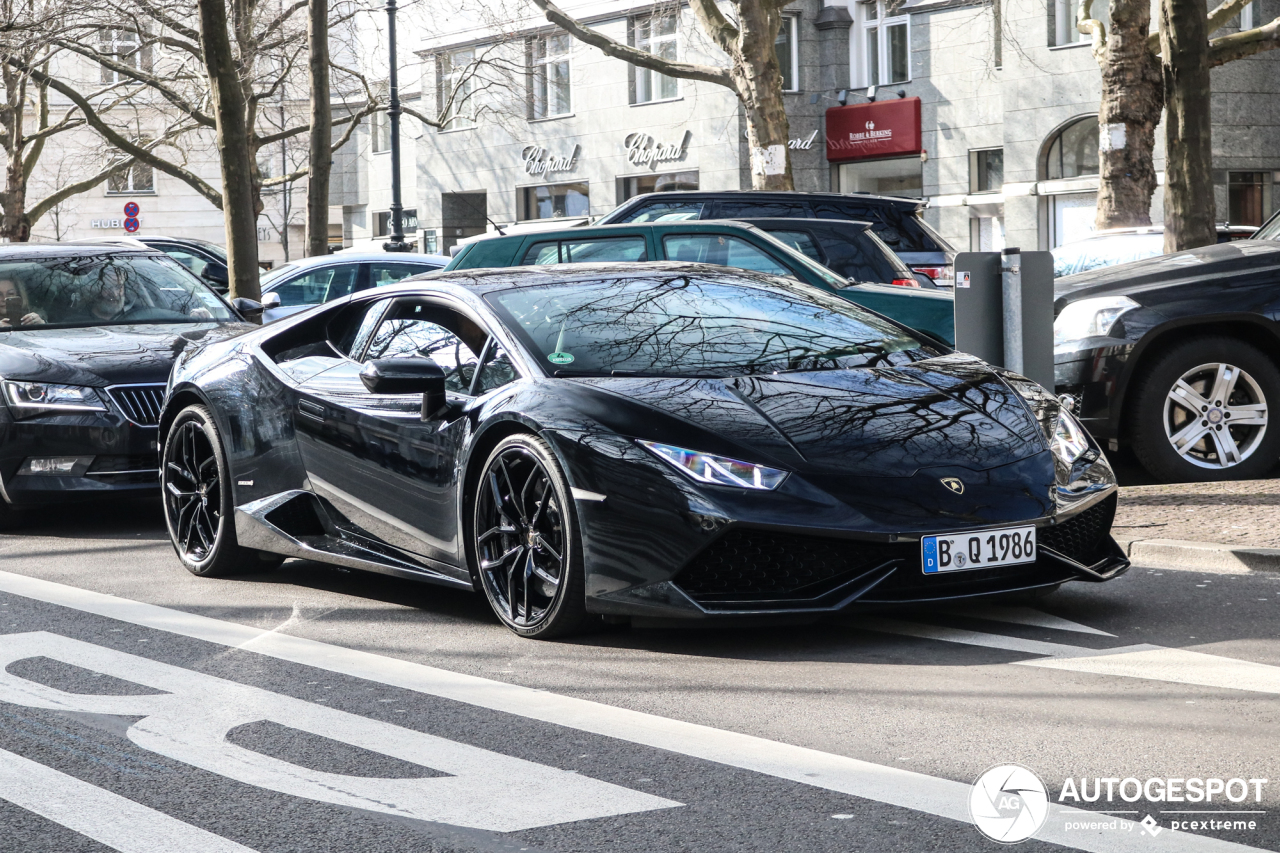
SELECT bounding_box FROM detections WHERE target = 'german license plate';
[921,526,1036,573]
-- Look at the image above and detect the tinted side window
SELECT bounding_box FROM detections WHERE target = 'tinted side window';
[811,203,940,253]
[474,341,517,395]
[271,265,361,307]
[521,237,647,264]
[663,234,792,277]
[711,201,809,218]
[808,226,903,283]
[522,242,562,264]
[370,262,435,287]
[768,230,823,262]
[364,303,486,394]
[617,200,705,222]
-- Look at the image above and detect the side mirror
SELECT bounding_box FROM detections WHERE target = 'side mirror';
[203,263,229,287]
[360,357,447,419]
[260,291,282,309]
[231,297,263,323]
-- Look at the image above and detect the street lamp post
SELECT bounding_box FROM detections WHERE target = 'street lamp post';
[383,0,409,252]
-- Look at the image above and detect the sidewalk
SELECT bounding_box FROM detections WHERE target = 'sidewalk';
[1113,479,1280,572]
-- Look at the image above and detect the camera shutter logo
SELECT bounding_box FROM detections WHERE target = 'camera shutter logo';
[969,764,1050,843]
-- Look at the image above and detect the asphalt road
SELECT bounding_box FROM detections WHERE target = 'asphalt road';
[1,497,1278,853]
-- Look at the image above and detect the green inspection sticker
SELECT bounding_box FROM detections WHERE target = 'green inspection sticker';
[547,351,575,365]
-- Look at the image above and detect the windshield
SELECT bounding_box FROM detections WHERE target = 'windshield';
[486,273,937,378]
[1052,233,1165,277]
[0,255,235,330]
[260,263,299,287]
[1255,210,1280,241]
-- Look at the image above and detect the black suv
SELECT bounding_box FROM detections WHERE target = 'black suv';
[598,190,956,285]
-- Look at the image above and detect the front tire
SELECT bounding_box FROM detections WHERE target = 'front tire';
[1130,336,1280,482]
[162,404,280,576]
[470,434,587,639]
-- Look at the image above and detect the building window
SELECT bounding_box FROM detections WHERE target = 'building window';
[1229,172,1267,227]
[1045,116,1099,180]
[860,1,909,86]
[421,229,438,254]
[620,170,699,202]
[1053,0,1109,46]
[375,209,419,237]
[969,148,1004,193]
[631,13,679,103]
[371,111,391,153]
[107,160,154,194]
[529,33,572,119]
[1240,0,1261,29]
[99,28,150,83]
[519,182,589,220]
[438,48,476,130]
[776,15,799,92]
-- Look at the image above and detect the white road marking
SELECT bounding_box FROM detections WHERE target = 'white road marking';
[0,570,1265,853]
[0,631,677,832]
[0,746,260,853]
[943,604,1116,636]
[861,618,1280,695]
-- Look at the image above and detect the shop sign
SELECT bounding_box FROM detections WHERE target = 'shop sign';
[522,144,580,176]
[789,130,818,150]
[623,130,691,169]
[825,97,922,162]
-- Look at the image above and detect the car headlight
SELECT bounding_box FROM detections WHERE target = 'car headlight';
[1053,296,1139,348]
[1050,408,1090,466]
[638,441,788,490]
[2,381,107,415]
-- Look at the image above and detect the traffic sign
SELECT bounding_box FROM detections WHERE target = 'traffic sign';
[123,201,139,218]
[123,217,140,233]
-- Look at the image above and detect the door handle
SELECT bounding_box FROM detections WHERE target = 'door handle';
[297,399,325,420]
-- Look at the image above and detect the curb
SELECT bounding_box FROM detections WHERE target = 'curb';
[1125,538,1280,574]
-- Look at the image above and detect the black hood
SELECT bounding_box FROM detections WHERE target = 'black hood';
[1055,239,1280,308]
[0,322,251,387]
[563,355,1056,526]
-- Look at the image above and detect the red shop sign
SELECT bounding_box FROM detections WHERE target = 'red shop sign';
[825,97,922,163]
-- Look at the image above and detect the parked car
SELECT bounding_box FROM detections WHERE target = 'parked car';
[0,245,257,529]
[733,218,931,288]
[444,221,956,344]
[259,252,449,323]
[597,190,957,285]
[158,263,1126,637]
[1053,225,1259,278]
[1054,238,1280,482]
[80,236,231,293]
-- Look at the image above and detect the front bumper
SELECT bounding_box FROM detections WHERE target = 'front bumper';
[0,409,161,507]
[544,430,1129,622]
[1054,339,1138,440]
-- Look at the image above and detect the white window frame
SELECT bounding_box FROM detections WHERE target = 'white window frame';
[530,33,572,120]
[777,14,800,93]
[858,1,910,87]
[439,48,476,131]
[1240,0,1260,30]
[1053,0,1109,47]
[106,160,154,195]
[100,28,142,84]
[633,12,680,104]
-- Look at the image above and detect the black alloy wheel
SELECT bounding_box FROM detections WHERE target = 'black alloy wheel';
[162,405,281,576]
[472,434,587,639]
[1130,336,1280,482]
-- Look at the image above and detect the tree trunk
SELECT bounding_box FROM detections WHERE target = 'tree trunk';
[734,1,793,191]
[1095,0,1163,229]
[198,0,261,301]
[306,0,331,257]
[1159,0,1217,252]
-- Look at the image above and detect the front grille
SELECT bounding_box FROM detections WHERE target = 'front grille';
[107,384,166,426]
[673,529,913,604]
[1039,493,1117,566]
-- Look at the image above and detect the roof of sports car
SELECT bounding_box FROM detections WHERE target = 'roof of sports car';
[0,244,160,259]
[406,261,790,295]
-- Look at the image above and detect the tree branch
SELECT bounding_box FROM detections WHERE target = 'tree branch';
[53,39,218,127]
[526,0,735,89]
[686,0,741,58]
[1078,0,1109,64]
[261,102,371,188]
[28,163,121,224]
[9,58,223,208]
[255,101,375,147]
[1210,14,1280,64]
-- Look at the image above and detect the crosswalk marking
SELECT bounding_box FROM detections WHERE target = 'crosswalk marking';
[0,569,1267,853]
[942,603,1117,636]
[0,746,261,853]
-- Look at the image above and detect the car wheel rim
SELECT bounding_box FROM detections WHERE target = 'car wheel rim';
[475,447,566,629]
[164,421,222,562]
[1163,361,1269,469]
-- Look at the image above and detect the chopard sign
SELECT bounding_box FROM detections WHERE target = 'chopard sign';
[521,144,580,176]
[623,130,691,168]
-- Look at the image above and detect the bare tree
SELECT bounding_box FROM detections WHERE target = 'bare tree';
[527,0,796,190]
[1080,0,1280,249]
[306,0,332,257]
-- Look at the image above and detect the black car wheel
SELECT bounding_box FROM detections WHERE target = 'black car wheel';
[162,405,281,576]
[1130,337,1280,482]
[471,434,587,639]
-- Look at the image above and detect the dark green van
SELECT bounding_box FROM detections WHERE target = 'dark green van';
[445,221,956,345]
